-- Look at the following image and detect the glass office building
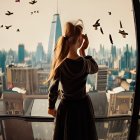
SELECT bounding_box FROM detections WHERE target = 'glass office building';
[47,14,62,64]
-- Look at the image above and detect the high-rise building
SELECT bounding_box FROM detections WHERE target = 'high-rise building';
[95,65,108,91]
[121,44,131,70]
[111,45,117,60]
[6,67,38,95]
[98,44,106,65]
[110,45,117,68]
[108,91,133,116]
[3,92,24,115]
[37,70,49,94]
[47,14,62,64]
[18,44,25,63]
[0,51,6,72]
[124,44,131,70]
[35,43,45,63]
[6,66,49,95]
[5,49,17,65]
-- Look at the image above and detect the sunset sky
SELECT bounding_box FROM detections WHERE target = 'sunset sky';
[0,0,136,52]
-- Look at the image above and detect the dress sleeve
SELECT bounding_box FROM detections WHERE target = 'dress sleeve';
[84,55,98,74]
[48,69,60,109]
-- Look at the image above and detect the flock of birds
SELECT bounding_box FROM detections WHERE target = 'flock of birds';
[15,0,37,4]
[31,10,39,15]
[1,1,128,45]
[92,12,128,44]
[0,0,38,32]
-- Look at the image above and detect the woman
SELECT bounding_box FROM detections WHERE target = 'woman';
[47,19,98,140]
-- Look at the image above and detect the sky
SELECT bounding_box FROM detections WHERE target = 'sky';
[0,0,136,52]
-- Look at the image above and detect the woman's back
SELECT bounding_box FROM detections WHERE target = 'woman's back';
[51,56,99,140]
[58,56,98,100]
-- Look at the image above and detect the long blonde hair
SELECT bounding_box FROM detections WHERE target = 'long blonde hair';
[47,19,84,82]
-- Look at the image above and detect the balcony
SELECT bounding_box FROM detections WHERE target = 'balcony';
[0,91,138,140]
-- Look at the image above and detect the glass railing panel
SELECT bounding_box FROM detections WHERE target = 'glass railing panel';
[0,118,131,140]
[0,94,134,118]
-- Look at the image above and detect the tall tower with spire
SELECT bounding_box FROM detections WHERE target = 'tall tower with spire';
[47,1,62,65]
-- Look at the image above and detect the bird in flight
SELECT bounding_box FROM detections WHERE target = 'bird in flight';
[120,21,123,28]
[92,19,100,30]
[29,0,37,5]
[108,12,111,15]
[5,25,12,29]
[31,10,39,15]
[119,30,128,38]
[100,27,104,34]
[0,25,3,28]
[15,0,20,2]
[17,29,20,32]
[109,34,113,44]
[5,11,14,16]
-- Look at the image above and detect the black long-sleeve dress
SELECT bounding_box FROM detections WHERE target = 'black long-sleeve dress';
[48,55,98,140]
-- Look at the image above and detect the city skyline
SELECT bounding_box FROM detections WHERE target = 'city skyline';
[0,0,136,52]
[0,1,138,139]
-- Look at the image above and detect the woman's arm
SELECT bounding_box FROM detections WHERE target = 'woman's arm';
[84,56,98,74]
[48,78,59,109]
[79,34,89,57]
[79,34,98,74]
[48,70,60,117]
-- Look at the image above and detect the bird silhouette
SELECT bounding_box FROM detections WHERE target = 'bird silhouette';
[17,29,20,32]
[119,30,128,38]
[29,0,37,5]
[100,27,104,34]
[31,10,39,15]
[109,34,113,44]
[15,0,20,2]
[5,25,12,29]
[108,12,111,15]
[0,25,3,28]
[92,19,100,30]
[120,21,123,28]
[5,11,14,16]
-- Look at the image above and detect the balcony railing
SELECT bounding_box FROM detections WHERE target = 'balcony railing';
[0,94,136,140]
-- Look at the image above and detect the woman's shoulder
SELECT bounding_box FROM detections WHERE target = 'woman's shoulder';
[83,55,93,59]
[59,57,84,73]
[65,56,83,61]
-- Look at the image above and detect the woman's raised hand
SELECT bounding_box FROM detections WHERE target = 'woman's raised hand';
[79,34,89,57]
[81,34,89,50]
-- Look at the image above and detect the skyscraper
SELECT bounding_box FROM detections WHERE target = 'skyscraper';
[18,44,25,63]
[110,45,117,68]
[35,43,45,63]
[6,67,38,95]
[111,45,117,60]
[47,14,62,64]
[0,51,6,72]
[5,49,17,65]
[121,44,131,70]
[95,65,108,92]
